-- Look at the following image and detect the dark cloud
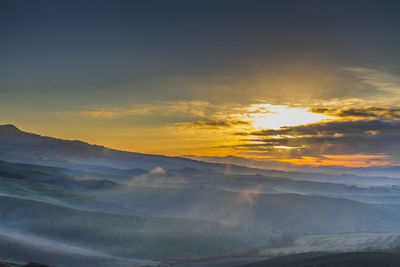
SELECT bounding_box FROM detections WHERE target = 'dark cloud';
[236,120,400,159]
[310,107,400,120]
[2,1,400,109]
[252,120,400,137]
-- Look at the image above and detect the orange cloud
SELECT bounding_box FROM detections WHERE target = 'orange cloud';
[278,154,394,168]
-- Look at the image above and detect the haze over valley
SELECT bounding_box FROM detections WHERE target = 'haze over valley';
[2,0,400,266]
[1,125,400,266]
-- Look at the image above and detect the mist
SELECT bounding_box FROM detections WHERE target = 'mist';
[2,126,400,266]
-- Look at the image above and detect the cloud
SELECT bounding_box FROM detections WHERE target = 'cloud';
[81,110,120,118]
[80,106,155,118]
[80,100,212,119]
[310,106,400,120]
[179,119,251,129]
[232,120,400,166]
[78,101,256,131]
[250,120,400,137]
[344,67,400,96]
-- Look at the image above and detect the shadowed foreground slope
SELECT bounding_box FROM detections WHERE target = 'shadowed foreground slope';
[242,252,400,267]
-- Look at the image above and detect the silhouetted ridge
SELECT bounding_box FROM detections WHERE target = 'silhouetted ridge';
[0,124,210,170]
[0,124,21,133]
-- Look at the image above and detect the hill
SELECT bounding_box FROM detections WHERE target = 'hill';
[0,195,273,260]
[1,124,400,187]
[2,159,400,234]
[0,124,216,171]
[242,252,400,267]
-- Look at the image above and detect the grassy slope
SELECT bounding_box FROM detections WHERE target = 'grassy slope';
[0,177,95,206]
[0,196,271,259]
[3,159,400,235]
[243,252,400,267]
[95,185,400,234]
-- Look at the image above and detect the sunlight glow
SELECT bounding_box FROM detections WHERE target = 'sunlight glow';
[248,104,331,129]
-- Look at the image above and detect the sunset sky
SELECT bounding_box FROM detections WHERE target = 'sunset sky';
[1,0,400,167]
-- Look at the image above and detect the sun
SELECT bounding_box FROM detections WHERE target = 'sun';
[248,104,331,130]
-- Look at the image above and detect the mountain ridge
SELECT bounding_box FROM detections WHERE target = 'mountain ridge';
[2,124,400,187]
[0,124,217,171]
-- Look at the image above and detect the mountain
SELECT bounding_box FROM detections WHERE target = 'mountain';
[2,124,400,265]
[350,166,400,178]
[183,154,400,180]
[0,124,213,171]
[1,124,400,187]
[183,154,400,187]
[181,155,369,176]
[182,155,297,171]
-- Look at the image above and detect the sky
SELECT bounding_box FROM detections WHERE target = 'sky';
[1,0,400,167]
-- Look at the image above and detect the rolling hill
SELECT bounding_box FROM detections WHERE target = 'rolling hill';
[1,124,400,186]
[242,252,400,267]
[2,124,400,265]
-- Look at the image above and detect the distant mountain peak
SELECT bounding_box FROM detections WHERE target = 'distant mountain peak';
[0,124,21,133]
